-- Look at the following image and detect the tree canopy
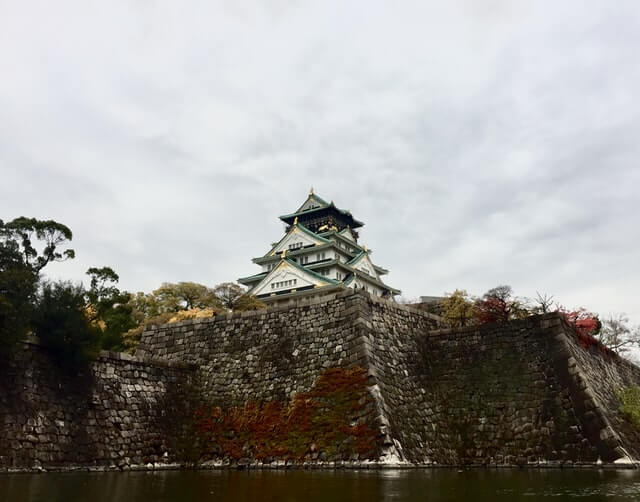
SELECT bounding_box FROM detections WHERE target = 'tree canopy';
[474,285,528,324]
[0,242,37,355]
[441,289,475,328]
[85,267,136,351]
[0,217,75,355]
[31,281,102,372]
[0,217,74,273]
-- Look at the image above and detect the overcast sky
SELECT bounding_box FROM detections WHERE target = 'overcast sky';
[1,1,639,327]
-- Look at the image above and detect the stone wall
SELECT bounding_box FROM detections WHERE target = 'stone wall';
[136,289,439,407]
[0,339,194,470]
[354,296,640,465]
[2,289,640,470]
[137,289,640,466]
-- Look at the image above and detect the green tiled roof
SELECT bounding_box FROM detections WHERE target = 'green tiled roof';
[237,271,267,285]
[262,222,330,258]
[294,192,330,212]
[347,250,366,266]
[306,259,399,294]
[253,241,336,264]
[279,202,364,228]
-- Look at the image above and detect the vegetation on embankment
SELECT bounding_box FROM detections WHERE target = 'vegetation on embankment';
[159,366,381,465]
[0,217,263,373]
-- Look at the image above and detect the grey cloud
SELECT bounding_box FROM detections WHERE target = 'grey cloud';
[1,0,639,333]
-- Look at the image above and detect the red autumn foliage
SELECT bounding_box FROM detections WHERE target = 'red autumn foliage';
[475,297,510,324]
[557,307,613,355]
[558,307,601,337]
[195,366,380,462]
[474,285,526,324]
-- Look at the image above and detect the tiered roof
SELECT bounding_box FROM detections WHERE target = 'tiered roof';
[238,190,400,299]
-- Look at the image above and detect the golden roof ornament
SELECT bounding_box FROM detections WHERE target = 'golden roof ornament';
[282,248,287,258]
[293,216,298,225]
[309,186,314,195]
[363,245,368,252]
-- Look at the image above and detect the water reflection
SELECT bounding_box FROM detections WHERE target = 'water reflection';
[1,468,639,502]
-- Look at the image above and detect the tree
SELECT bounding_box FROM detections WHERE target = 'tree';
[213,282,265,312]
[128,291,163,319]
[0,217,74,273]
[0,243,37,355]
[474,285,528,324]
[123,282,225,353]
[0,217,74,353]
[152,282,223,313]
[531,292,556,314]
[598,314,640,355]
[85,267,136,351]
[442,290,475,327]
[31,281,101,373]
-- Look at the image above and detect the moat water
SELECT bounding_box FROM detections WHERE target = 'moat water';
[1,468,640,501]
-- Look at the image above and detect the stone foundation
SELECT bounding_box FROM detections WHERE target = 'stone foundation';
[1,290,639,470]
[0,339,195,470]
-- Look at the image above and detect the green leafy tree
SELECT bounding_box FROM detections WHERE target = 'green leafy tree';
[442,289,475,327]
[31,281,101,373]
[1,217,74,273]
[0,217,74,353]
[0,244,37,355]
[85,267,136,351]
[128,291,163,319]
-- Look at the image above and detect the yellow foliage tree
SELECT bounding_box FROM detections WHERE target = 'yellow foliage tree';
[442,289,475,328]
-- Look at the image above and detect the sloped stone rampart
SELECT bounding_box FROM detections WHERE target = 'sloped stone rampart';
[2,290,640,470]
[354,297,640,465]
[558,327,640,461]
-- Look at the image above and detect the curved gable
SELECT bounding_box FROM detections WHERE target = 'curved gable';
[267,224,328,257]
[250,260,333,297]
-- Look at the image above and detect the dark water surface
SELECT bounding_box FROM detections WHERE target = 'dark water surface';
[1,469,640,502]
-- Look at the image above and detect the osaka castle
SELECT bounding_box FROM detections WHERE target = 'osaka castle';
[238,190,400,302]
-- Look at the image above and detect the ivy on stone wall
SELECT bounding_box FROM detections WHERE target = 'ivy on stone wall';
[195,366,380,462]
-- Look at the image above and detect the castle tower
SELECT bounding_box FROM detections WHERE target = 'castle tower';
[238,189,400,302]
